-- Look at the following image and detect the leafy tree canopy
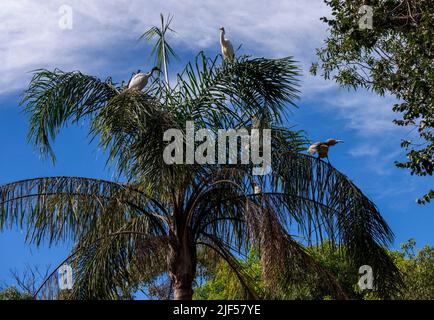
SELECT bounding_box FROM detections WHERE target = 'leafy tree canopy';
[194,240,434,300]
[0,287,33,300]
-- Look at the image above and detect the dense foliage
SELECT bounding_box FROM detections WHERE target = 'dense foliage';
[194,240,434,300]
[0,287,32,300]
[2,240,431,300]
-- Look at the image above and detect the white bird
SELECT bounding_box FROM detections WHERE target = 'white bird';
[219,27,235,61]
[127,67,160,91]
[308,139,344,160]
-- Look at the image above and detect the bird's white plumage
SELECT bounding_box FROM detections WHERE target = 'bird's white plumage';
[127,67,159,91]
[308,142,321,155]
[223,39,234,60]
[128,72,151,91]
[308,139,343,159]
[220,27,235,61]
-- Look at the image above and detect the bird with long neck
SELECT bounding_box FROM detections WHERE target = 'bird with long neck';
[127,67,160,91]
[308,139,343,161]
[219,27,235,61]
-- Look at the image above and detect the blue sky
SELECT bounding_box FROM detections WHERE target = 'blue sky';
[0,0,432,288]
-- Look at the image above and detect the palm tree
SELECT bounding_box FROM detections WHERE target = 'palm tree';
[0,18,401,300]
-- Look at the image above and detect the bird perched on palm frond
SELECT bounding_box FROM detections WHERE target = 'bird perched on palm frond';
[308,139,343,160]
[127,67,160,91]
[219,27,235,61]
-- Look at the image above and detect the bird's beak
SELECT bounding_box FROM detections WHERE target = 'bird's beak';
[337,140,344,143]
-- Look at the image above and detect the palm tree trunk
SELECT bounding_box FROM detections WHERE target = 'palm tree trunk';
[173,283,193,300]
[167,233,196,300]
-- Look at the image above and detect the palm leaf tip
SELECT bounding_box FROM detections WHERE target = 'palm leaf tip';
[20,69,118,160]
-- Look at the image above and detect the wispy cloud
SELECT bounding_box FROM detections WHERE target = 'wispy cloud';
[0,0,406,139]
[321,91,400,135]
[0,0,332,95]
[349,144,380,158]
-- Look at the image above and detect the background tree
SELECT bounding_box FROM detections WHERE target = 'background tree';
[195,240,434,300]
[0,265,57,300]
[0,287,33,300]
[391,239,434,299]
[0,15,401,300]
[311,0,434,204]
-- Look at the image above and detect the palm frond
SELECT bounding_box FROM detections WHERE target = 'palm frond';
[140,13,178,86]
[268,152,402,297]
[197,235,262,299]
[90,90,195,190]
[21,69,118,160]
[187,154,402,298]
[71,232,168,299]
[33,229,168,300]
[174,52,301,129]
[0,177,167,245]
[244,202,347,299]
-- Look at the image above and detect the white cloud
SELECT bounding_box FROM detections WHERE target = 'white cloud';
[0,0,331,95]
[0,0,402,140]
[315,90,401,135]
[349,144,379,158]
